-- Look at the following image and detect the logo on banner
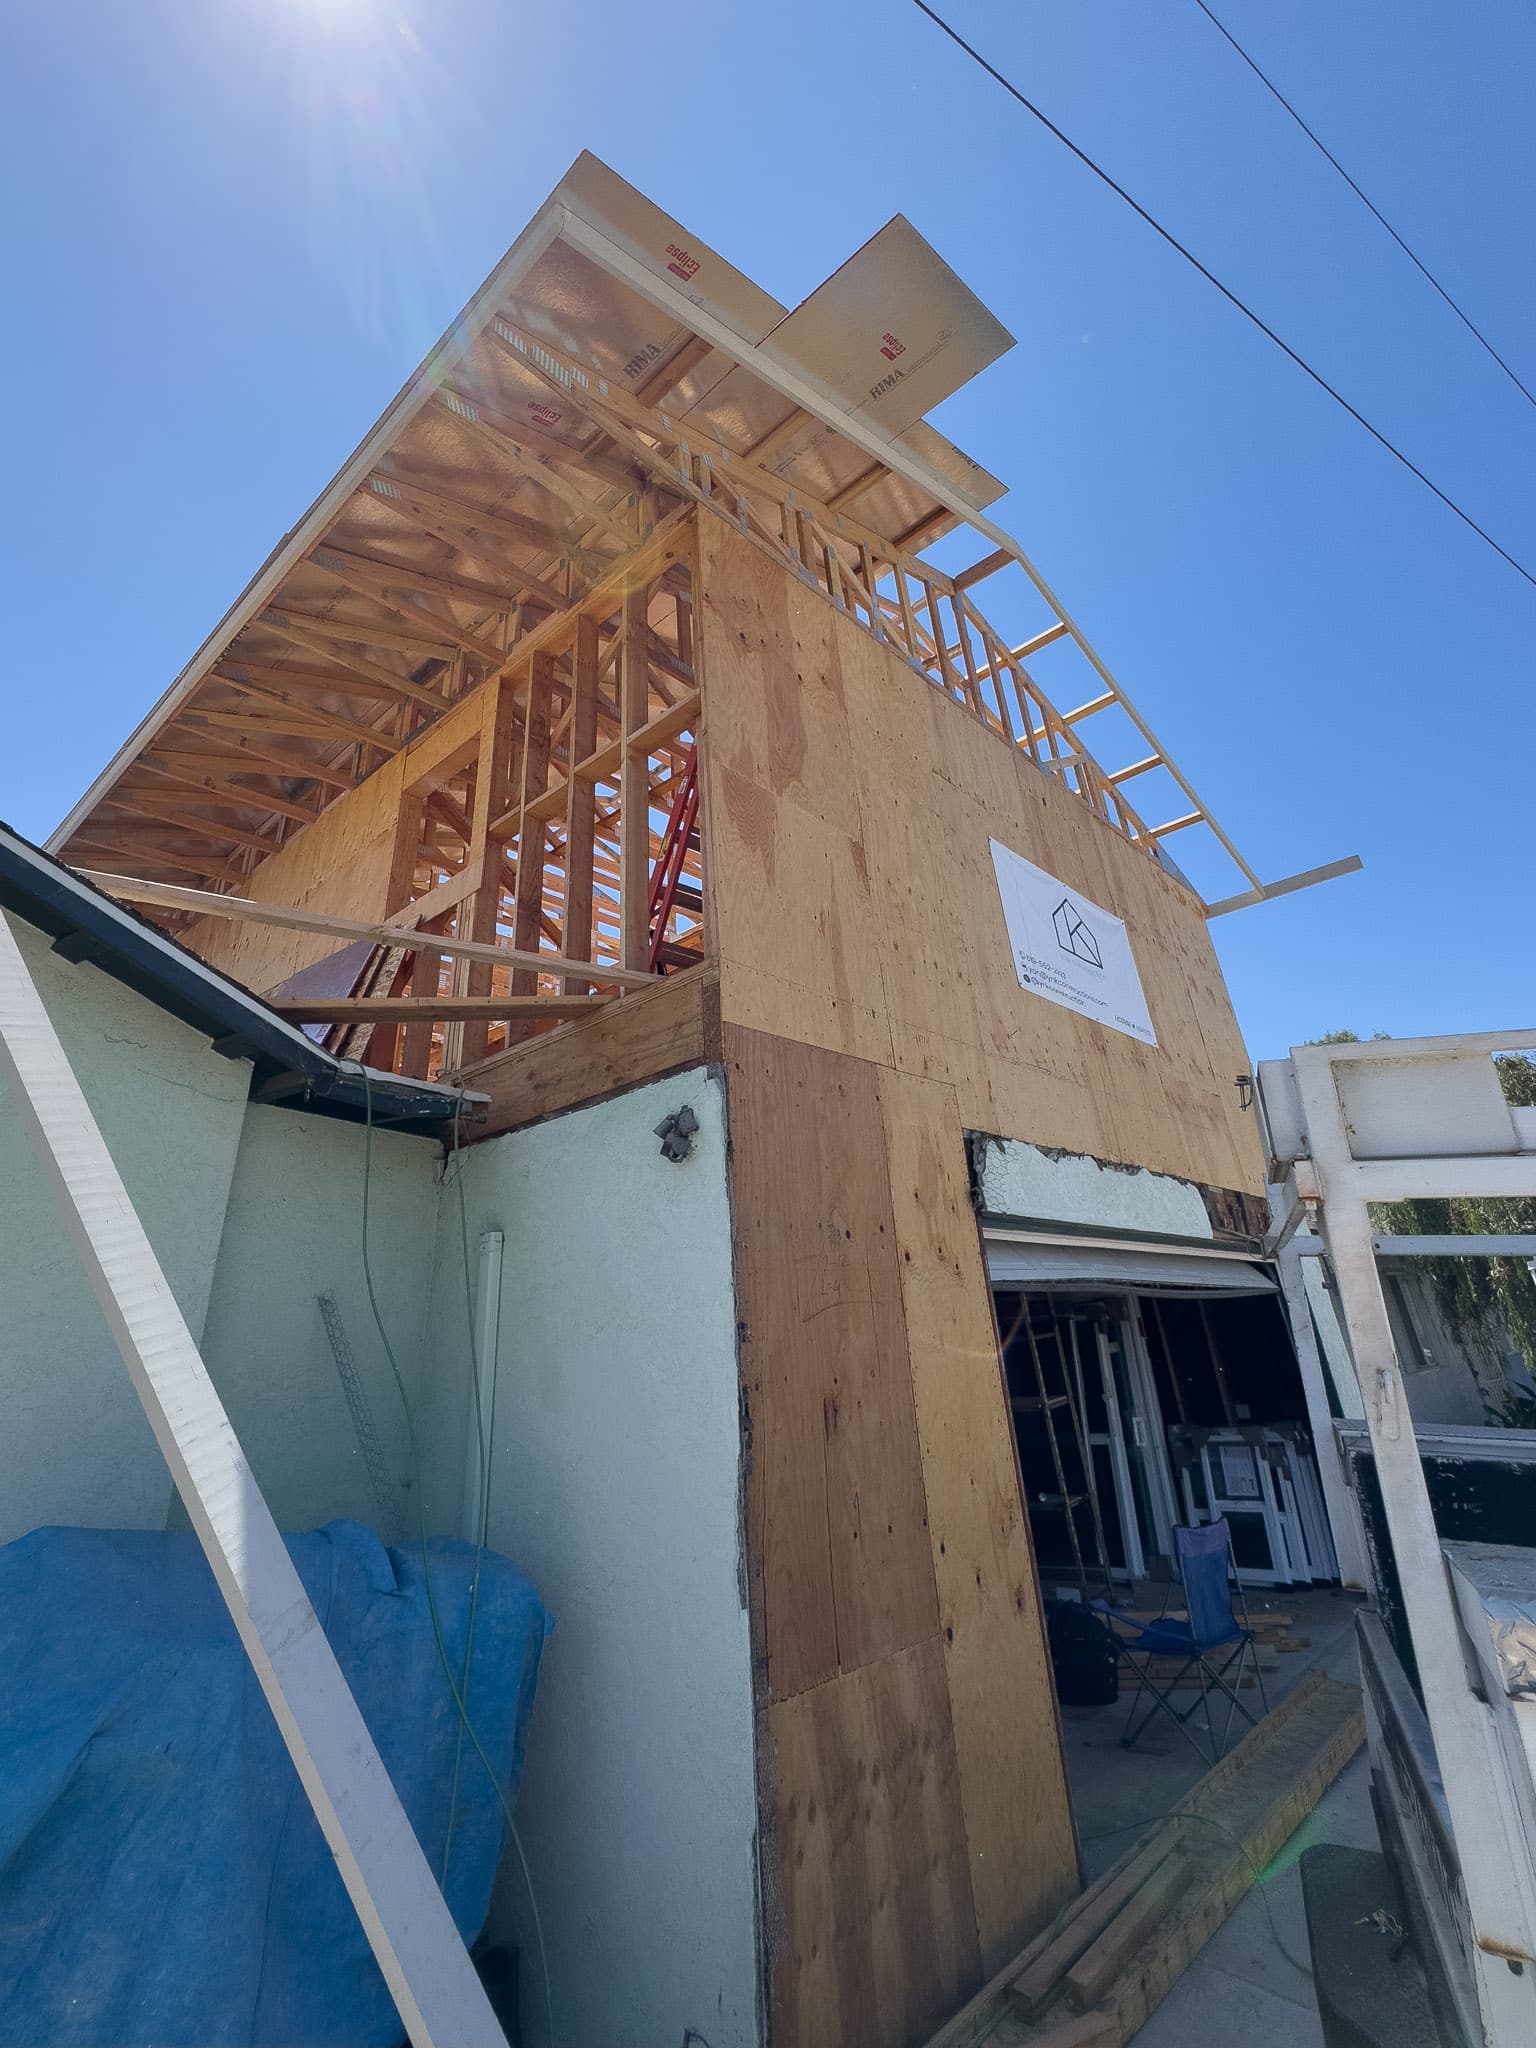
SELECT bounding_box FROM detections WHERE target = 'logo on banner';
[989,840,1157,1047]
[1052,897,1102,969]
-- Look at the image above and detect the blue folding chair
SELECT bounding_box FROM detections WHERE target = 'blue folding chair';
[1095,1518,1269,1763]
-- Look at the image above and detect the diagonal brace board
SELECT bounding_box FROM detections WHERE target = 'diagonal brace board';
[0,908,508,2048]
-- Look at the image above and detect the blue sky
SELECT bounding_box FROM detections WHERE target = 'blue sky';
[3,0,1531,1058]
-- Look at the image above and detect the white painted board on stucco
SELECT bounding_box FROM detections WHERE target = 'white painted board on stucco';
[977,1134,1214,1241]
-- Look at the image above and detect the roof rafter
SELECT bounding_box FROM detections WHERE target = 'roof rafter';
[134,760,319,826]
[436,390,640,546]
[214,659,423,707]
[100,793,281,855]
[262,604,459,663]
[172,723,358,789]
[213,678,404,754]
[253,619,449,711]
[142,757,327,819]
[307,551,507,666]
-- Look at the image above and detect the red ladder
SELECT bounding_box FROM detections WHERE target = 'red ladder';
[647,746,698,972]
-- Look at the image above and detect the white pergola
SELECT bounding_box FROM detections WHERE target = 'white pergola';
[1261,1029,1536,2048]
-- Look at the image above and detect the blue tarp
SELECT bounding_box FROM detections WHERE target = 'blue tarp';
[0,1521,551,2047]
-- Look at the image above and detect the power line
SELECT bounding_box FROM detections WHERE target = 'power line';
[908,0,1536,593]
[1193,0,1536,414]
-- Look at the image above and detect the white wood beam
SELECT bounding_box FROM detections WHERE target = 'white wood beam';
[0,907,508,2048]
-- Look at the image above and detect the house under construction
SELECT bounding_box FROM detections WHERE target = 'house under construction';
[5,155,1367,2048]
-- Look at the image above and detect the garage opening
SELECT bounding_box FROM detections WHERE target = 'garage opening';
[987,1239,1340,1593]
[987,1236,1358,1888]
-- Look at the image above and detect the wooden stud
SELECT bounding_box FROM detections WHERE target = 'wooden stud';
[618,587,651,973]
[504,651,557,1041]
[562,615,601,995]
[398,911,448,1079]
[451,678,522,1067]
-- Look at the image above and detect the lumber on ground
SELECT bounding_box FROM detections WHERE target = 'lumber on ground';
[922,1670,1362,2048]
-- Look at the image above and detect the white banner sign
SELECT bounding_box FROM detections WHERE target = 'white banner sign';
[989,840,1157,1047]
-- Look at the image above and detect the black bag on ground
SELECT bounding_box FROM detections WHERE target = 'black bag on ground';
[1044,1598,1120,1705]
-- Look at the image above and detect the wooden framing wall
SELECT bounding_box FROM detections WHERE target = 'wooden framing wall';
[698,518,1265,2048]
[135,503,1267,2048]
[181,519,706,1084]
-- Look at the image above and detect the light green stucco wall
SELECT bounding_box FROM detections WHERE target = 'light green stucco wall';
[431,1068,760,2048]
[1,911,758,2045]
[197,1102,452,1542]
[0,911,251,1542]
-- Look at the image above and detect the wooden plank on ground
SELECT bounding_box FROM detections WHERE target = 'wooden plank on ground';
[1060,1847,1194,2012]
[1007,1834,1179,2020]
[921,1671,1359,2048]
[1098,1680,1364,2044]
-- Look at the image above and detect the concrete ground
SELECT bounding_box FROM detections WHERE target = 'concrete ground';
[1053,1584,1373,2045]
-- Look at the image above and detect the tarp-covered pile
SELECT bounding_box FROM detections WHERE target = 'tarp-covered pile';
[0,1521,550,2046]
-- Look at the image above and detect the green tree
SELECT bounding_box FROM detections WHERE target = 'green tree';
[1303,1036,1536,1418]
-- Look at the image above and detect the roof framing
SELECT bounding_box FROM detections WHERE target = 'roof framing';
[51,155,1356,916]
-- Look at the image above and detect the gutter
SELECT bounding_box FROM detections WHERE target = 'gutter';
[0,822,481,1130]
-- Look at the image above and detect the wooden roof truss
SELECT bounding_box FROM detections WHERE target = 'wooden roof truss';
[57,158,1357,1019]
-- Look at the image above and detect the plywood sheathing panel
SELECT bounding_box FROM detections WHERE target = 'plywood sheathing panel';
[700,514,1261,2048]
[182,752,407,990]
[880,1067,1078,1968]
[765,1636,980,2048]
[697,516,1262,1195]
[728,1021,1077,2048]
[727,1025,939,1703]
